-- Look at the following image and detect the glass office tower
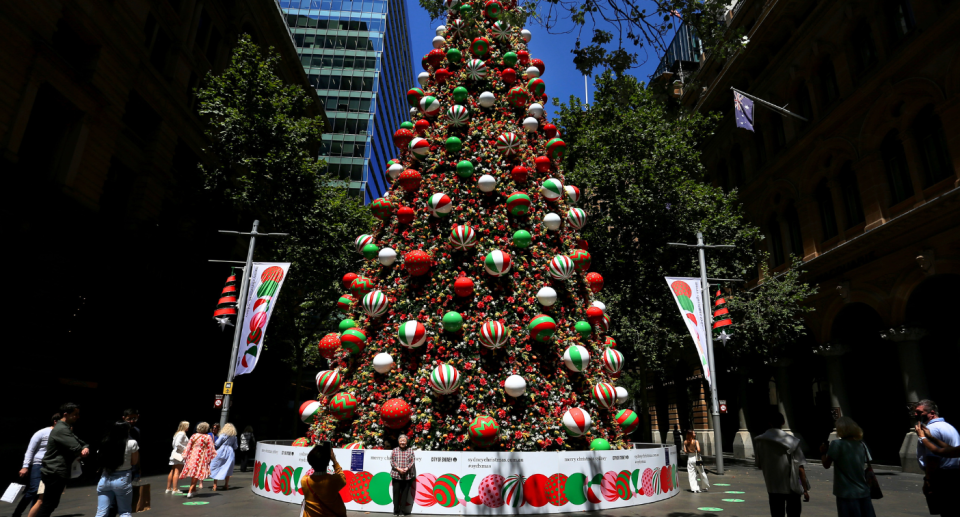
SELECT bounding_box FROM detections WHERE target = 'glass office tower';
[280,0,414,203]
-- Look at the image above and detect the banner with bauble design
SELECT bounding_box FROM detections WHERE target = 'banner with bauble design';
[664,277,711,384]
[235,262,290,376]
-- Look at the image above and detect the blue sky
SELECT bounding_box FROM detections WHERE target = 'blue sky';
[403,0,673,119]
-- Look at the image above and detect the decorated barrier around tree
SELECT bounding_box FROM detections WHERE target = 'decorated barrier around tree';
[252,442,680,513]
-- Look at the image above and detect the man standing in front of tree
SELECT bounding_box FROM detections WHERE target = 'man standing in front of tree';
[36,403,89,517]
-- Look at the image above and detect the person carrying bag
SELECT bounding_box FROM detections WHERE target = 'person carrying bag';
[820,416,877,517]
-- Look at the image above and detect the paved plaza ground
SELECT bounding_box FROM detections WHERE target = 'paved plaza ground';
[1,459,931,517]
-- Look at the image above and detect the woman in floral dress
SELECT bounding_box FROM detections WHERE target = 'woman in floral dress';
[179,422,217,498]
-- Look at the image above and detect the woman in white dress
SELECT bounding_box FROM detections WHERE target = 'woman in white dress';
[165,421,189,494]
[685,430,710,493]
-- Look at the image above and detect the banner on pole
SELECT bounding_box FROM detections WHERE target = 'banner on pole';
[236,262,290,376]
[664,277,711,385]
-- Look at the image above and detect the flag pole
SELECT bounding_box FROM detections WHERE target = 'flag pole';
[731,87,808,122]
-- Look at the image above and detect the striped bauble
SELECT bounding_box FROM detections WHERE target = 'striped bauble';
[328,392,358,421]
[496,132,520,155]
[547,254,574,280]
[567,208,587,229]
[427,193,453,217]
[362,290,389,317]
[484,250,512,277]
[546,137,567,161]
[562,407,592,437]
[563,345,590,372]
[466,59,488,80]
[340,328,367,355]
[569,249,592,271]
[528,314,557,342]
[506,192,531,216]
[491,20,510,40]
[602,347,624,374]
[449,224,477,250]
[540,178,563,201]
[501,474,525,507]
[397,320,427,348]
[479,320,508,348]
[615,409,639,434]
[598,313,611,333]
[337,294,355,311]
[565,185,581,204]
[349,276,375,297]
[315,369,342,397]
[447,104,469,126]
[409,137,430,159]
[355,234,374,253]
[419,96,441,117]
[592,382,617,408]
[344,442,364,450]
[429,363,461,395]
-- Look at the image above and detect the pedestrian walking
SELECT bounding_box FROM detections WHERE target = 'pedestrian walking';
[674,425,684,456]
[755,411,810,517]
[12,414,60,517]
[390,434,415,516]
[684,430,710,493]
[820,417,876,517]
[238,426,256,472]
[165,421,189,494]
[300,443,347,517]
[36,403,90,517]
[911,400,959,517]
[210,423,238,491]
[93,422,139,517]
[179,422,217,499]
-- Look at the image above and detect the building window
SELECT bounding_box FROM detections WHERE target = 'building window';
[819,59,840,107]
[770,113,786,152]
[815,179,838,241]
[852,22,877,75]
[794,83,812,129]
[768,216,785,267]
[881,130,914,205]
[730,145,746,187]
[785,204,804,257]
[912,105,954,188]
[887,0,916,40]
[838,163,864,228]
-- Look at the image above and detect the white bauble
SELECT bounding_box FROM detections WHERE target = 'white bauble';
[372,353,395,373]
[504,375,527,397]
[593,300,606,313]
[478,174,497,192]
[378,247,397,266]
[409,107,418,117]
[544,212,562,231]
[522,117,539,132]
[432,36,446,49]
[615,386,629,404]
[521,29,532,43]
[537,286,558,306]
[436,25,447,36]
[387,163,404,180]
[528,103,544,118]
[526,66,541,79]
[478,91,496,108]
[418,72,430,87]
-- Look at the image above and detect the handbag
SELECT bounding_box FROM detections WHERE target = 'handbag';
[1,483,25,504]
[170,451,184,462]
[862,442,883,500]
[695,452,703,468]
[131,481,151,512]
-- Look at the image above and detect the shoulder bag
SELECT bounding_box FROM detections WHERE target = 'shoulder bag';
[863,442,883,500]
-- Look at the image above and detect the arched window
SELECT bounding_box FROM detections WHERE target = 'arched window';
[912,105,954,188]
[886,0,916,41]
[881,130,914,205]
[852,21,877,75]
[815,179,838,240]
[838,162,864,228]
[785,204,804,257]
[819,59,840,106]
[730,145,746,187]
[768,216,785,266]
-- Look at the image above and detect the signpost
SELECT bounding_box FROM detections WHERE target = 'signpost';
[719,400,728,414]
[214,395,224,409]
[223,382,233,395]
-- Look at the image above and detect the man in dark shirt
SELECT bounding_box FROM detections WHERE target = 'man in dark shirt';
[674,425,684,457]
[37,403,89,517]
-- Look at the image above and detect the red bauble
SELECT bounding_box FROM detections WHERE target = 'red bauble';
[517,50,530,65]
[454,277,475,297]
[415,119,430,135]
[397,206,415,224]
[535,156,552,173]
[586,272,604,293]
[398,169,422,192]
[577,239,589,250]
[393,128,413,149]
[318,333,340,359]
[381,398,412,429]
[543,123,558,138]
[586,306,604,325]
[531,58,545,76]
[427,48,445,68]
[511,165,529,182]
[501,68,517,84]
[342,273,358,289]
[404,250,432,276]
[435,68,452,83]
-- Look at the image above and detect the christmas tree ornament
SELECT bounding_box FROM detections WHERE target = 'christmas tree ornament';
[583,272,604,292]
[432,36,445,49]
[496,132,521,155]
[483,0,503,19]
[410,107,418,117]
[506,86,528,108]
[349,276,375,297]
[445,136,462,153]
[299,400,322,423]
[517,49,530,65]
[397,206,415,224]
[373,353,395,373]
[548,254,575,280]
[415,118,431,134]
[586,306,604,325]
[543,212,562,230]
[479,320,508,348]
[454,276,475,297]
[593,300,606,312]
[456,160,475,178]
[381,398,412,429]
[435,68,452,83]
[506,192,531,216]
[388,162,404,181]
[355,234,374,253]
[398,320,427,348]
[564,185,580,203]
[418,72,431,87]
[318,333,341,359]
[459,2,473,15]
[525,66,541,79]
[521,29,532,42]
[427,193,453,217]
[341,328,367,354]
[361,242,379,260]
[469,415,500,446]
[401,121,414,130]
[563,345,590,372]
[453,86,469,103]
[604,335,617,348]
[536,286,558,306]
[447,46,462,63]
[398,169,422,192]
[436,24,446,36]
[522,116,539,132]
[540,178,563,201]
[329,392,358,421]
[615,387,629,404]
[511,165,529,182]
[409,137,430,159]
[502,475,524,507]
[442,311,464,332]
[562,407,591,437]
[542,123,558,138]
[527,77,545,97]
[378,247,397,266]
[316,369,342,396]
[615,408,638,434]
[590,438,611,451]
[337,294,355,311]
[362,290,389,317]
[427,48,446,68]
[484,250,512,276]
[403,250,432,276]
[292,437,310,447]
[574,320,592,338]
[407,88,425,107]
[345,442,364,450]
[504,374,526,397]
[528,103,544,118]
[528,314,557,342]
[501,68,517,84]
[429,363,462,394]
[420,96,441,117]
[466,59,488,80]
[477,174,497,192]
[338,318,357,333]
[592,382,617,408]
[393,128,414,149]
[569,248,591,270]
[370,197,394,220]
[447,104,469,126]
[471,37,491,57]
[531,58,546,76]
[212,272,239,330]
[450,224,478,250]
[478,91,496,107]
[503,51,518,67]
[546,138,567,161]
[512,229,532,248]
[492,20,510,39]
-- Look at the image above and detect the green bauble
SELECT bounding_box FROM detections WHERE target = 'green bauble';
[445,136,462,153]
[361,243,379,259]
[400,121,414,130]
[447,48,463,64]
[459,4,473,15]
[590,438,611,451]
[453,86,469,103]
[512,230,532,248]
[503,52,518,67]
[457,160,475,178]
[575,320,592,338]
[339,319,357,333]
[442,311,464,332]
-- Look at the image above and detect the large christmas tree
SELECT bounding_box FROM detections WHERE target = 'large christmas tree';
[302,0,639,451]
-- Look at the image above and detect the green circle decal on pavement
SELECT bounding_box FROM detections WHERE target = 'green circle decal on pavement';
[724,490,746,494]
[183,501,210,505]
[722,499,745,502]
[697,507,724,512]
[714,483,731,486]
[179,485,191,488]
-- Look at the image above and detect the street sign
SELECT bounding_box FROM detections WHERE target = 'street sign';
[214,394,224,409]
[224,382,234,395]
[719,399,728,414]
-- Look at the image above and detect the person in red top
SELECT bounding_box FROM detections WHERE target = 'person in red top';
[178,422,216,498]
[300,444,347,517]
[390,435,416,516]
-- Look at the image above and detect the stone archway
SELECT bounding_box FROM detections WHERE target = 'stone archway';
[903,273,960,419]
